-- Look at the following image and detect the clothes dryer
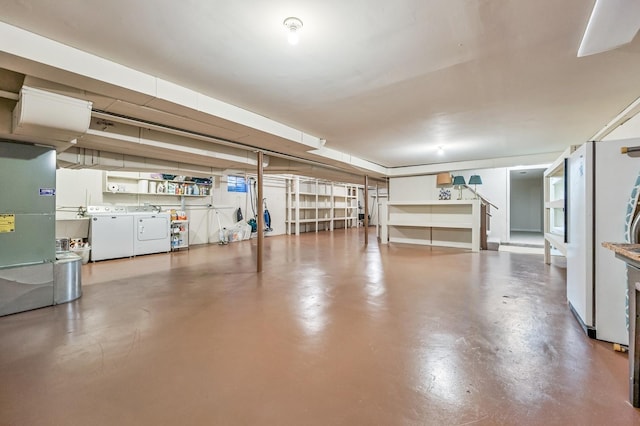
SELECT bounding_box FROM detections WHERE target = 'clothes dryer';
[127,206,171,256]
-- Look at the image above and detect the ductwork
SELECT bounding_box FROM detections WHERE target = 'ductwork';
[12,86,92,142]
[57,147,223,177]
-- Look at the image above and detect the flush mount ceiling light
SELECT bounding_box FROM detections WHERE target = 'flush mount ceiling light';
[283,17,303,45]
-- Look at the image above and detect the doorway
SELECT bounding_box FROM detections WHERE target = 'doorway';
[509,168,545,246]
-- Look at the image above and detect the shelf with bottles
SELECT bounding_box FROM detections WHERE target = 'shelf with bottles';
[170,219,189,250]
[103,172,212,197]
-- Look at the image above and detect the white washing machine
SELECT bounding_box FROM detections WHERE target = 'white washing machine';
[88,206,134,261]
[126,206,171,256]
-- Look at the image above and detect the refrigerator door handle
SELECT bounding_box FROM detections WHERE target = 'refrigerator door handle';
[564,157,569,244]
[631,213,640,244]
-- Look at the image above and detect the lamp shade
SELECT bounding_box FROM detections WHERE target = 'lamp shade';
[436,172,452,186]
[452,176,466,186]
[468,175,482,185]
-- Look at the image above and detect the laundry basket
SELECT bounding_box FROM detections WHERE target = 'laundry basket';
[70,246,91,264]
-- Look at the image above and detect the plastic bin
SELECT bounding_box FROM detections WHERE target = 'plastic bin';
[70,247,91,264]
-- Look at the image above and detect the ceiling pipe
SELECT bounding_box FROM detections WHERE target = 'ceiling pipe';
[0,90,19,100]
[90,109,386,183]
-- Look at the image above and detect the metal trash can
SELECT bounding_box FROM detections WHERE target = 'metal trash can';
[54,252,82,304]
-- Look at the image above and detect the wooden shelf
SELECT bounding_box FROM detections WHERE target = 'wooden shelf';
[286,177,361,235]
[387,221,473,229]
[382,199,481,252]
[104,171,211,197]
[544,232,567,256]
[546,199,564,209]
[387,200,477,206]
[543,147,576,263]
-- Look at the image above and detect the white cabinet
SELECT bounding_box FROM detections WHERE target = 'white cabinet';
[543,146,576,263]
[286,177,360,235]
[103,172,212,197]
[381,200,482,251]
[170,220,189,250]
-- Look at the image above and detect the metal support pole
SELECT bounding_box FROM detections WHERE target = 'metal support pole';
[257,151,264,273]
[364,175,369,245]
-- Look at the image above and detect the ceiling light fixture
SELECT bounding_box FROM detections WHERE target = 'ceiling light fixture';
[283,17,303,45]
[437,146,444,155]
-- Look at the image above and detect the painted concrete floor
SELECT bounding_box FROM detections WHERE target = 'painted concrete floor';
[1,229,638,425]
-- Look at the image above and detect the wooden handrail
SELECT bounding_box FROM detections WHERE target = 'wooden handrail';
[463,185,498,210]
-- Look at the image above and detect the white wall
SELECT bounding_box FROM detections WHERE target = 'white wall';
[194,173,288,245]
[453,168,509,242]
[389,175,438,201]
[603,112,640,141]
[388,168,511,242]
[510,175,543,232]
[55,169,288,244]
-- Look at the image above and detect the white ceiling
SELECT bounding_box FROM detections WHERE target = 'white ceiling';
[1,0,640,170]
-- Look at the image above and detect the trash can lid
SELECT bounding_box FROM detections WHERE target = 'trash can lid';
[55,251,82,262]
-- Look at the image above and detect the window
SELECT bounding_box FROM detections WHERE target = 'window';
[227,175,247,193]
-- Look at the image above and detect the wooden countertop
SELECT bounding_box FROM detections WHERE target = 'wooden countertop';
[602,242,640,263]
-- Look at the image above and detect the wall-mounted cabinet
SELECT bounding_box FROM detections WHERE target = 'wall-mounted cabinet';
[543,146,576,264]
[380,200,481,252]
[286,177,359,235]
[103,172,212,197]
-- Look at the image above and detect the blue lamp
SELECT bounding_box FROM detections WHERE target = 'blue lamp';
[452,175,466,200]
[468,175,482,199]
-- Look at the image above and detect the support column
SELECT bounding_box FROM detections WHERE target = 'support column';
[364,175,369,245]
[257,151,264,273]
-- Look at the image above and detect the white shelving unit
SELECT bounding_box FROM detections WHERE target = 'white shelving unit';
[543,146,576,264]
[170,220,189,250]
[286,177,359,235]
[103,172,212,197]
[331,182,358,231]
[380,200,482,252]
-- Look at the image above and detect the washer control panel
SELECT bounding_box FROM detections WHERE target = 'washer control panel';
[87,205,128,214]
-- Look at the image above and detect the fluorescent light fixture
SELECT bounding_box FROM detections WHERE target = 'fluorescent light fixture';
[578,0,640,57]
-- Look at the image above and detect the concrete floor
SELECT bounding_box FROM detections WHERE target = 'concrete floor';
[508,231,544,247]
[1,229,638,425]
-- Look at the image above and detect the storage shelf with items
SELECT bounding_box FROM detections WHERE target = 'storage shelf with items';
[170,218,189,250]
[286,177,361,235]
[103,172,212,197]
[380,200,482,251]
[543,146,576,264]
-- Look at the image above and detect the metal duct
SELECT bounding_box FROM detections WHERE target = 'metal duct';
[12,86,92,141]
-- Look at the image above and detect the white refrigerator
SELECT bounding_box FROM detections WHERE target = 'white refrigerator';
[566,139,640,345]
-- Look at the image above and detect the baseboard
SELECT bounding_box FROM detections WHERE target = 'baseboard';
[568,302,597,339]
